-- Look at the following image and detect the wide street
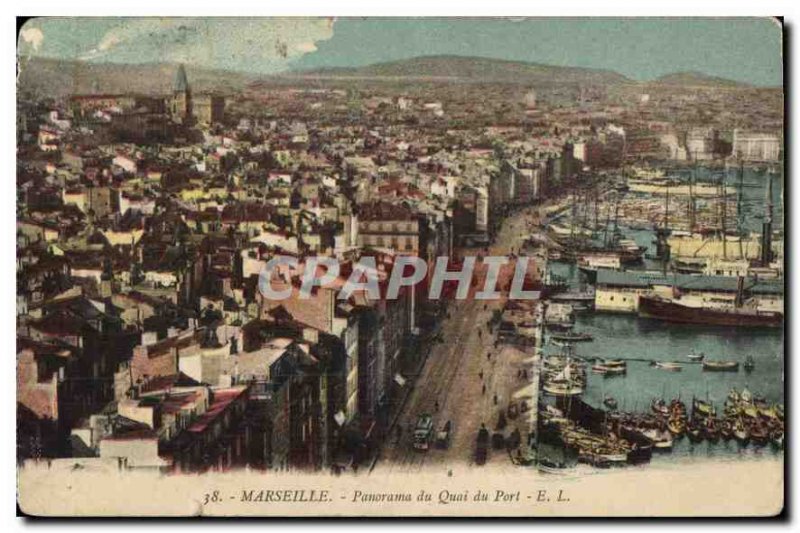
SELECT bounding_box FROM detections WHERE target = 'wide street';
[372,205,546,474]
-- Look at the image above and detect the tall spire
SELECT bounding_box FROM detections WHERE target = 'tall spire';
[174,64,189,93]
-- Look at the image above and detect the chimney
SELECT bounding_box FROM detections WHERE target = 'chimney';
[141,331,158,347]
[303,327,319,344]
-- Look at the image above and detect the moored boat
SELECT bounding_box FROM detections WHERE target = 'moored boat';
[651,361,682,372]
[770,430,784,449]
[667,417,686,436]
[593,362,626,376]
[733,419,749,445]
[638,295,783,328]
[537,459,576,475]
[720,420,733,440]
[641,428,674,451]
[551,331,594,343]
[692,398,716,419]
[651,398,670,416]
[703,360,740,372]
[687,350,705,361]
[749,423,770,446]
[702,418,721,443]
[543,383,584,397]
[687,422,703,443]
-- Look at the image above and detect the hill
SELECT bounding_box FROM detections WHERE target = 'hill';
[17,55,758,99]
[17,57,260,99]
[283,55,632,85]
[652,71,750,88]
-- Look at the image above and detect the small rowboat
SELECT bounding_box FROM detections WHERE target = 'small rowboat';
[592,364,628,377]
[641,428,674,450]
[602,365,626,377]
[720,421,733,440]
[733,421,749,444]
[687,350,705,361]
[667,417,686,436]
[702,419,721,443]
[692,399,716,418]
[551,332,593,343]
[651,398,670,416]
[750,424,770,446]
[702,360,739,372]
[651,361,682,372]
[687,423,703,443]
[603,396,618,410]
[537,459,575,475]
[771,430,784,449]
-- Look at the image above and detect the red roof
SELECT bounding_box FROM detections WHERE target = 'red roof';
[186,388,247,434]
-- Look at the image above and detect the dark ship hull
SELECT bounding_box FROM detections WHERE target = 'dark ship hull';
[638,296,783,328]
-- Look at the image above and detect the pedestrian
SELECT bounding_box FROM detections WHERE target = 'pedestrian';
[479,370,484,380]
[487,352,491,361]
[435,401,439,412]
[482,384,486,395]
[478,329,482,340]
[493,394,498,405]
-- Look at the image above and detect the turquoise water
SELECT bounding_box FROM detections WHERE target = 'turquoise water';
[571,312,784,461]
[543,166,785,462]
[544,261,784,462]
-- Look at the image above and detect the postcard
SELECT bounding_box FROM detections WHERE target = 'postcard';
[16,16,784,517]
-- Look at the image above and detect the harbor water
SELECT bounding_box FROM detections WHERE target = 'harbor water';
[555,312,784,462]
[543,167,784,464]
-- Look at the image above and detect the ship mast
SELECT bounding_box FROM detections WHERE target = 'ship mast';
[663,181,670,275]
[760,174,774,266]
[737,155,745,260]
[689,151,697,232]
[603,197,612,248]
[718,171,728,260]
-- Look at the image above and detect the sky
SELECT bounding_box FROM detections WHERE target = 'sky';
[18,17,783,86]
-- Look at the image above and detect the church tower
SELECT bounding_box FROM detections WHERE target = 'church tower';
[170,64,192,123]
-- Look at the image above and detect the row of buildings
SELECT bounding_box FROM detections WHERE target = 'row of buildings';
[18,67,558,473]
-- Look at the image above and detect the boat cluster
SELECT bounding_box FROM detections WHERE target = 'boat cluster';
[717,388,784,447]
[606,389,783,450]
[539,407,638,468]
[542,356,586,397]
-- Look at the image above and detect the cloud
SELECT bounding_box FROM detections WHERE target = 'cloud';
[70,18,336,73]
[20,26,44,51]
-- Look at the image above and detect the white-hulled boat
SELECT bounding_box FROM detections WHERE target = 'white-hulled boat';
[651,361,682,372]
[687,350,705,361]
[641,428,674,450]
[702,360,739,372]
[543,383,584,397]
